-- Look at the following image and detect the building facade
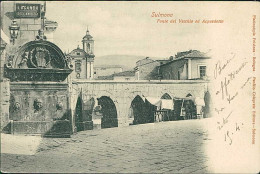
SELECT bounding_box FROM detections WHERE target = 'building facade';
[1,2,58,49]
[134,57,169,80]
[68,29,95,79]
[159,50,210,80]
[134,50,210,81]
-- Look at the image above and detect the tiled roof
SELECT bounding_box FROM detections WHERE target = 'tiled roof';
[156,60,170,65]
[69,48,87,57]
[83,35,93,40]
[160,50,210,67]
[83,30,93,40]
[136,57,169,67]
[175,50,192,58]
[176,50,209,59]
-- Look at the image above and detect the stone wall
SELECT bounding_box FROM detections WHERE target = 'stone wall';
[1,1,57,53]
[190,58,211,79]
[0,47,5,81]
[1,2,44,47]
[6,82,72,136]
[1,78,210,134]
[0,79,10,131]
[9,82,70,122]
[159,58,211,80]
[136,60,160,80]
[160,59,187,80]
[70,80,209,131]
[1,76,209,134]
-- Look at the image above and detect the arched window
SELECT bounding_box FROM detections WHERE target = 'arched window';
[87,43,91,53]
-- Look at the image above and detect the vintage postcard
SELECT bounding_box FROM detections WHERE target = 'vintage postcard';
[1,1,259,173]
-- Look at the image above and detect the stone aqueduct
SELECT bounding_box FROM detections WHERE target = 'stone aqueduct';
[69,79,209,132]
[1,39,210,136]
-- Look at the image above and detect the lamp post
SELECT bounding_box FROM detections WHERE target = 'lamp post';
[9,20,20,45]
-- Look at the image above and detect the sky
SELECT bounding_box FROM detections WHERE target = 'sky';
[44,1,256,58]
[44,1,227,58]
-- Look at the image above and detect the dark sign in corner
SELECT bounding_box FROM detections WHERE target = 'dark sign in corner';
[15,3,41,18]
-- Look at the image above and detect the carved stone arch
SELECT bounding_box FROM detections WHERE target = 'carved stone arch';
[5,40,72,81]
[13,40,68,69]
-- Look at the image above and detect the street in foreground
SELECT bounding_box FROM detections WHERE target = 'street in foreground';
[1,119,212,173]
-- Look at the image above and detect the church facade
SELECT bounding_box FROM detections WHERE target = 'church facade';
[67,29,95,79]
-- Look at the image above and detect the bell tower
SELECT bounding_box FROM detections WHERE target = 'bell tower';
[82,28,94,55]
[82,27,95,79]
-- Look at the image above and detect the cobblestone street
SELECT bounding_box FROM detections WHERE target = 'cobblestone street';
[1,119,212,173]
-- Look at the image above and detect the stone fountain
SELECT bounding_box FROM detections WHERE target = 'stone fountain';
[4,37,73,137]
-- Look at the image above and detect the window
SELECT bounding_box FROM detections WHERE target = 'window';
[87,43,91,52]
[76,52,80,55]
[75,62,81,72]
[199,66,206,78]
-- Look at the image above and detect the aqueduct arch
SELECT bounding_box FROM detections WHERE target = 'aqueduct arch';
[161,93,172,99]
[129,95,146,125]
[98,96,118,128]
[70,80,210,133]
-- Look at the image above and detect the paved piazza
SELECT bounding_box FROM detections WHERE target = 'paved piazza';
[1,119,213,173]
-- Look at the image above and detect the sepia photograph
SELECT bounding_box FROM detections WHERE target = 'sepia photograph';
[0,1,259,173]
